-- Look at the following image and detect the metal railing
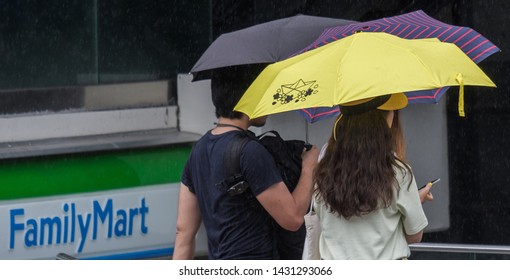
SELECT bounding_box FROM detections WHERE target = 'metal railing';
[410,243,510,254]
[56,253,78,260]
[409,243,510,259]
[57,243,510,260]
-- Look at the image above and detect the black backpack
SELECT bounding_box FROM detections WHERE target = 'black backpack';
[217,129,310,260]
[256,130,308,192]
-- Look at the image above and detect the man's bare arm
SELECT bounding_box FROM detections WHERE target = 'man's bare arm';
[173,184,202,260]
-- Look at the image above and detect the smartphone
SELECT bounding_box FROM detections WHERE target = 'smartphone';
[419,178,440,190]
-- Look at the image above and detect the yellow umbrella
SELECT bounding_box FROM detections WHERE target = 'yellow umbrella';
[234,32,496,119]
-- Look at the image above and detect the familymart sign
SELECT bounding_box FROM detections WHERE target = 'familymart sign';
[0,184,179,259]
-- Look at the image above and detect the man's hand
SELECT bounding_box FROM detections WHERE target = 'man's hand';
[302,145,319,171]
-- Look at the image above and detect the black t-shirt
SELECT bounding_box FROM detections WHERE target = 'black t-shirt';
[181,130,282,259]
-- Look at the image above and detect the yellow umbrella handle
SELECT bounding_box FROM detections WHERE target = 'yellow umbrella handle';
[457,73,465,117]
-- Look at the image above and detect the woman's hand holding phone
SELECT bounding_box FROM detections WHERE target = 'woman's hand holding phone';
[419,178,439,204]
[419,178,440,190]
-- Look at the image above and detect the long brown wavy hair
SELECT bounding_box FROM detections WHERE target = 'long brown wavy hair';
[392,110,407,162]
[315,109,412,219]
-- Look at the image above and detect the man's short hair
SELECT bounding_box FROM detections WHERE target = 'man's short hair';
[211,64,266,119]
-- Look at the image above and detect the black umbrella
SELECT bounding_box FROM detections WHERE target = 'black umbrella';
[190,14,356,81]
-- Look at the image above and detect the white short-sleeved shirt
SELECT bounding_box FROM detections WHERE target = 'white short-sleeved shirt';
[315,145,428,260]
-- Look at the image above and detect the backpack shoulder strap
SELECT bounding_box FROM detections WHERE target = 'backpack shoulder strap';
[224,132,252,177]
[218,131,258,197]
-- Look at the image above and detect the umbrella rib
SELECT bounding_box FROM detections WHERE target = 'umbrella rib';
[334,36,358,103]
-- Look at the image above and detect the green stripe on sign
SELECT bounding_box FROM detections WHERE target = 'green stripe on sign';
[0,144,192,200]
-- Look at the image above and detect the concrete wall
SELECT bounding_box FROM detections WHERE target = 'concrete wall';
[0,107,177,143]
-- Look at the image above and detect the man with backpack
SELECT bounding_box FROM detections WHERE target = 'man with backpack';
[173,67,319,259]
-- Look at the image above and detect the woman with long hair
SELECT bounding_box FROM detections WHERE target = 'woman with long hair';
[314,93,431,260]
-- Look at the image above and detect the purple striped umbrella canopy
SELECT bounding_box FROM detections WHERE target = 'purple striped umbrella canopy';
[295,10,500,123]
